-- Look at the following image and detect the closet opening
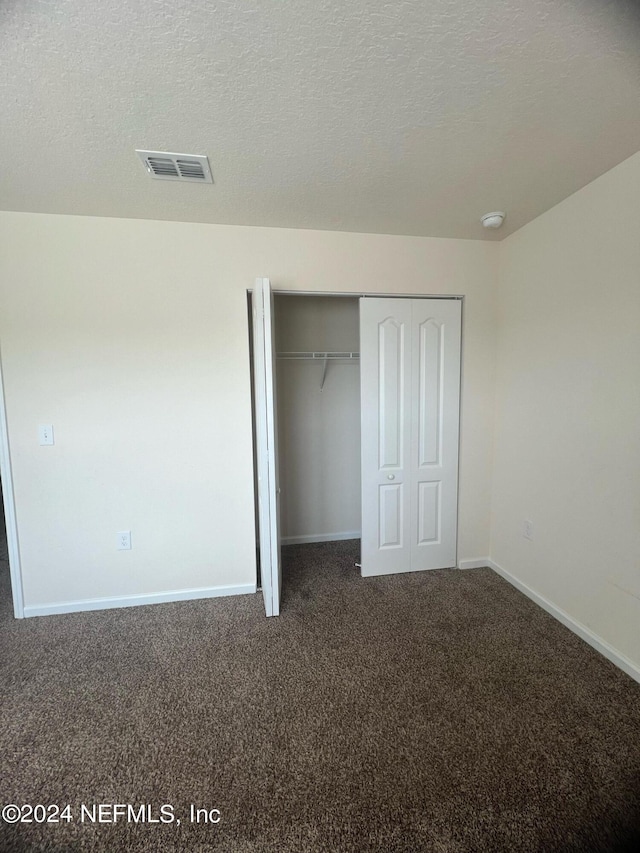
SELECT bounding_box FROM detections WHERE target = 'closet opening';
[273,293,362,601]
[250,278,462,618]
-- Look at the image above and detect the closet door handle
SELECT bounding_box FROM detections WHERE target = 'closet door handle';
[387,474,395,480]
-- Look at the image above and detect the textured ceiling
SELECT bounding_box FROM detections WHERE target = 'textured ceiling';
[1,0,639,239]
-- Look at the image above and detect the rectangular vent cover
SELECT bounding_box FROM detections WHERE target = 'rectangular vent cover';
[136,150,213,183]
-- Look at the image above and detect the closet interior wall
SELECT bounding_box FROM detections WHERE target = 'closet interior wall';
[274,295,361,545]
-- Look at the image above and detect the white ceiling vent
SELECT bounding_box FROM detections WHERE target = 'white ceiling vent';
[136,150,213,183]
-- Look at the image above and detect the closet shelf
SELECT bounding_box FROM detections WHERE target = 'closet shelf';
[276,352,359,391]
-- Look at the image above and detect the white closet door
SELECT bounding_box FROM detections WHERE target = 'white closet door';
[252,277,282,616]
[360,297,461,576]
[360,299,412,576]
[410,298,461,570]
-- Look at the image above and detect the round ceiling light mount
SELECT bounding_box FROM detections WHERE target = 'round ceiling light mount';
[481,211,506,229]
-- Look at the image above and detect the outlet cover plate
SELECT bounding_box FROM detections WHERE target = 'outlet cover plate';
[117,531,132,550]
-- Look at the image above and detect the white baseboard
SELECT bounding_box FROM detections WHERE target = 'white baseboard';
[282,531,361,546]
[457,558,491,570]
[23,582,257,618]
[487,559,640,685]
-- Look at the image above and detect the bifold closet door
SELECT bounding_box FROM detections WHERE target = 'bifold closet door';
[360,297,461,576]
[252,277,282,616]
[360,299,412,576]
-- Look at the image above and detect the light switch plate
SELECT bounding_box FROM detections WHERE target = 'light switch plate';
[38,424,54,445]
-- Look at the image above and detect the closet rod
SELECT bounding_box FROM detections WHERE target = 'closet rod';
[276,351,359,360]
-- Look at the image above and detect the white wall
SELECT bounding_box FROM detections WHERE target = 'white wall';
[492,151,640,671]
[0,212,498,612]
[275,295,361,543]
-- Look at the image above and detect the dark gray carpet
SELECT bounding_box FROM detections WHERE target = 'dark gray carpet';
[1,536,639,852]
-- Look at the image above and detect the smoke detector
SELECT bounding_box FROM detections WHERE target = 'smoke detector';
[136,150,213,183]
[481,211,506,229]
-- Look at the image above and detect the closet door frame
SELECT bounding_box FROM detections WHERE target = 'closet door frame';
[249,286,464,615]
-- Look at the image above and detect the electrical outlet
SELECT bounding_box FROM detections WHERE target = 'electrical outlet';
[523,520,534,541]
[117,531,132,550]
[38,424,54,445]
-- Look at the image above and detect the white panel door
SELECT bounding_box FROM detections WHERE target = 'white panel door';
[360,299,412,576]
[360,297,461,576]
[252,277,282,616]
[410,299,461,570]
